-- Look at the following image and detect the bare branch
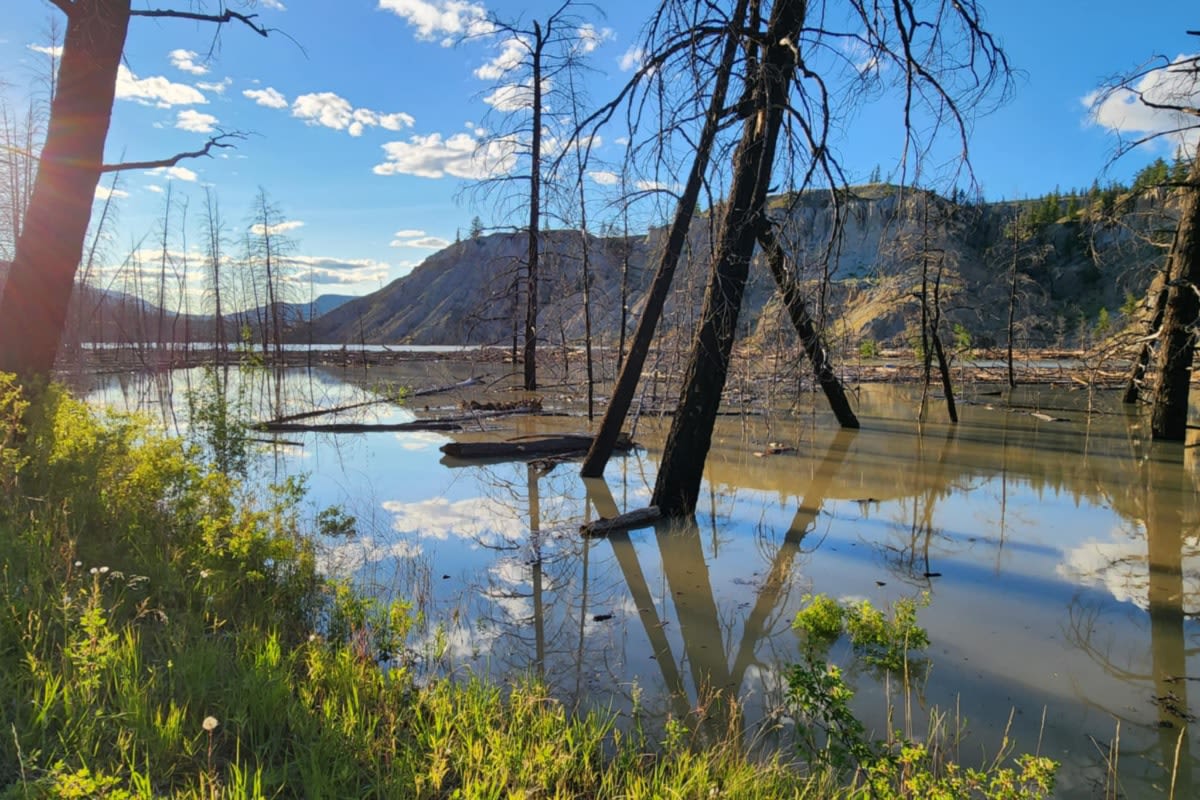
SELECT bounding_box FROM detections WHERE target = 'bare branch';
[100,132,244,173]
[130,8,270,38]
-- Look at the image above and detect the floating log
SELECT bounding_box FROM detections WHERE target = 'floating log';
[580,506,662,537]
[256,420,463,433]
[409,375,484,398]
[440,433,634,462]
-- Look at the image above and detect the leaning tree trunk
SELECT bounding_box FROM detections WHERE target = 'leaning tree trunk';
[652,0,806,517]
[579,0,750,478]
[0,0,131,382]
[757,224,858,428]
[1150,152,1200,441]
[1123,266,1170,404]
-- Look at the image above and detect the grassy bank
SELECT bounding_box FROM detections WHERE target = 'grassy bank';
[0,376,1054,798]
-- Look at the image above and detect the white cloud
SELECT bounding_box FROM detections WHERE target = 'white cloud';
[116,64,206,107]
[483,82,537,112]
[244,87,288,108]
[1085,54,1200,150]
[146,185,165,194]
[169,48,208,76]
[27,43,63,58]
[285,255,390,286]
[475,36,526,80]
[575,24,612,55]
[292,92,415,136]
[636,179,675,192]
[393,228,426,237]
[261,0,287,9]
[147,165,198,182]
[196,78,233,94]
[392,236,451,249]
[176,109,218,133]
[94,185,130,201]
[618,46,644,72]
[373,131,518,179]
[378,0,495,45]
[250,220,305,235]
[588,170,619,186]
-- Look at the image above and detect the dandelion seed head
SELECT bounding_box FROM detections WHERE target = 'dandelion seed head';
[99,566,110,574]
[202,715,219,732]
[89,567,98,575]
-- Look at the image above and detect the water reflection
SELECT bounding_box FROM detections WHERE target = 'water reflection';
[83,370,1200,797]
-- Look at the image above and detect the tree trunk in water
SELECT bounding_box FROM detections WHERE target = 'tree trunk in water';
[652,0,806,517]
[1123,267,1169,404]
[579,0,750,478]
[1150,152,1200,441]
[0,0,131,381]
[757,225,858,428]
[523,22,544,391]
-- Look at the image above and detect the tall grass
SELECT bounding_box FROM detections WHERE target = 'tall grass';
[0,375,1054,798]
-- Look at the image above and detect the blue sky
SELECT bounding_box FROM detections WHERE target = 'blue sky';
[1,1,1197,298]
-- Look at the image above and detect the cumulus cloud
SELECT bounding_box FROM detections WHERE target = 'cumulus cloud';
[475,36,526,80]
[116,64,206,107]
[482,81,547,112]
[392,236,451,249]
[618,46,644,72]
[393,228,426,237]
[169,48,208,76]
[196,78,233,94]
[176,109,218,133]
[27,43,63,58]
[291,91,415,136]
[146,185,165,194]
[575,23,612,55]
[261,0,287,9]
[373,131,518,179]
[244,87,289,108]
[588,170,619,186]
[378,0,495,45]
[94,185,130,201]
[1085,54,1200,150]
[147,165,198,182]
[250,220,305,235]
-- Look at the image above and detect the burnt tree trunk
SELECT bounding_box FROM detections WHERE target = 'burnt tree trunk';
[1150,152,1200,441]
[579,0,750,478]
[523,21,545,391]
[1123,267,1170,404]
[652,0,805,516]
[0,0,131,381]
[757,224,858,428]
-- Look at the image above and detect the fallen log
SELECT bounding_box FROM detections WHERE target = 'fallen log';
[256,420,463,433]
[581,506,661,537]
[409,376,484,398]
[440,433,635,462]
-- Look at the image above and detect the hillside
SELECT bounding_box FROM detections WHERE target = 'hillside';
[306,185,1168,353]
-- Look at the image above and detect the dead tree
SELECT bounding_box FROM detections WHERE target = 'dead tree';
[579,0,752,477]
[1087,33,1200,438]
[0,0,266,383]
[756,224,859,428]
[652,0,806,516]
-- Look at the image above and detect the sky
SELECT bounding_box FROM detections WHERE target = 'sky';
[1,0,1198,299]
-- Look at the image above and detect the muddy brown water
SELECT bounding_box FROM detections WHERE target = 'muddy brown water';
[83,362,1200,798]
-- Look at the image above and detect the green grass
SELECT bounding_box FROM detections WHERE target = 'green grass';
[0,375,1054,798]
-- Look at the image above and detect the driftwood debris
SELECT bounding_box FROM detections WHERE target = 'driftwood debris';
[440,433,635,462]
[580,506,662,537]
[409,376,484,398]
[257,420,463,434]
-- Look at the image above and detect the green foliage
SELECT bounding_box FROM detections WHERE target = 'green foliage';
[953,323,973,354]
[861,746,1057,799]
[185,367,250,476]
[1095,307,1111,336]
[859,339,879,359]
[843,594,931,672]
[793,593,846,649]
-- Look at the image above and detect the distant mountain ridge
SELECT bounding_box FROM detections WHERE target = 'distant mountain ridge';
[307,185,1168,350]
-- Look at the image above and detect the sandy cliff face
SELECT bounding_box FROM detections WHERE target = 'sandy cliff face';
[308,186,1168,349]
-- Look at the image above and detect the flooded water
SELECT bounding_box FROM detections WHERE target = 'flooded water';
[82,363,1200,798]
